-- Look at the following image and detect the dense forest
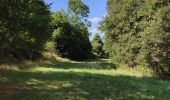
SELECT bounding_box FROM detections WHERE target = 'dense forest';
[0,0,170,99]
[100,0,170,77]
[0,0,93,61]
[0,0,51,61]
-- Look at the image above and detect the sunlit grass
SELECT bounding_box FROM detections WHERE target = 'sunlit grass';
[0,59,170,100]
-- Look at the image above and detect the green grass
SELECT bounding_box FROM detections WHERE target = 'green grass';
[0,59,170,100]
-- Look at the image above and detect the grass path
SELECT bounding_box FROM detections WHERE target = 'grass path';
[0,60,170,100]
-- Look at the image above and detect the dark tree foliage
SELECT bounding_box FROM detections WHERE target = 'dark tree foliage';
[91,33,104,58]
[100,0,170,77]
[50,0,92,61]
[0,0,51,61]
[51,6,92,60]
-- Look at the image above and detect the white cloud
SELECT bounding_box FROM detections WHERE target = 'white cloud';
[103,13,107,17]
[89,28,101,34]
[89,28,105,40]
[88,17,102,23]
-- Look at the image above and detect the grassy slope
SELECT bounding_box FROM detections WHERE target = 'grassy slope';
[0,59,170,100]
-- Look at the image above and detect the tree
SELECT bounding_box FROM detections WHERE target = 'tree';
[100,0,170,77]
[68,0,89,18]
[0,0,51,61]
[91,33,104,58]
[51,0,92,60]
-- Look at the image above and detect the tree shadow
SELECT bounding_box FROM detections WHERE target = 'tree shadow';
[0,70,170,100]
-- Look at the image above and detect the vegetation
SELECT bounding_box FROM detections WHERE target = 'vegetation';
[0,58,170,100]
[91,33,104,58]
[0,0,51,61]
[51,0,92,60]
[100,0,170,77]
[0,0,170,99]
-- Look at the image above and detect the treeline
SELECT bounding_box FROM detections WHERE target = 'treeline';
[100,0,170,77]
[0,0,104,63]
[0,0,51,62]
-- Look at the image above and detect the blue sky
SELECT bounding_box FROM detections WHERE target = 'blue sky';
[45,0,107,39]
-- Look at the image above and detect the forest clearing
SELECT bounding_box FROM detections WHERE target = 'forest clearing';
[0,0,169,99]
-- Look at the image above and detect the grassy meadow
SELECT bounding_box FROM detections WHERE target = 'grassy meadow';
[0,59,170,100]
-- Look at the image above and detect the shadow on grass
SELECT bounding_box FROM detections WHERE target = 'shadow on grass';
[0,70,170,100]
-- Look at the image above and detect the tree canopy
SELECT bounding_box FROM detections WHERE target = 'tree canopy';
[68,0,89,18]
[0,0,51,61]
[91,33,104,58]
[51,0,92,60]
[100,0,170,77]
